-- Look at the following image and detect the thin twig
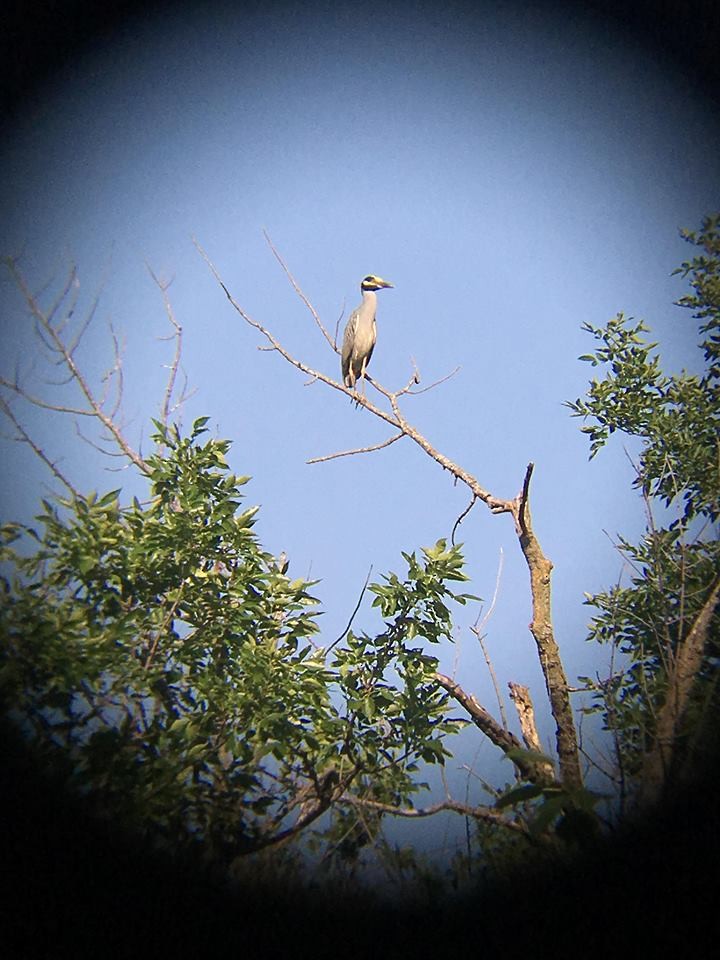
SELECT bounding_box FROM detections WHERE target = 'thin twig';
[404,365,461,396]
[3,257,148,473]
[307,432,405,465]
[470,548,508,728]
[476,635,509,732]
[0,376,93,416]
[146,263,184,429]
[263,230,337,352]
[326,567,374,654]
[0,396,79,496]
[451,493,478,545]
[333,307,345,352]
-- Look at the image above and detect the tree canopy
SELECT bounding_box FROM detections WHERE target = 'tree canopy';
[1,216,719,887]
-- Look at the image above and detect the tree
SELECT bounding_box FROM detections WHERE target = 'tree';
[0,256,545,880]
[567,214,720,809]
[2,217,717,887]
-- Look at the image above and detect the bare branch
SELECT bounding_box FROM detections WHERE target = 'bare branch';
[46,263,78,327]
[146,263,184,429]
[343,795,529,834]
[476,547,505,635]
[0,376,93,416]
[469,549,508,726]
[199,240,523,518]
[263,230,337,352]
[74,421,129,459]
[333,307,345,351]
[404,365,461,396]
[66,289,100,357]
[508,683,555,776]
[307,432,405,465]
[511,462,582,789]
[434,672,554,785]
[2,258,148,474]
[0,396,79,497]
[243,766,358,855]
[517,460,534,536]
[100,321,125,419]
[194,237,402,419]
[326,567,374,654]
[451,493,479,545]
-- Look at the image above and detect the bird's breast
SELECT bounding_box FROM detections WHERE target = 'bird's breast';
[352,317,376,358]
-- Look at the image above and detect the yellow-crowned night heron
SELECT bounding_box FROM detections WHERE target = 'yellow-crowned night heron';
[341,275,394,393]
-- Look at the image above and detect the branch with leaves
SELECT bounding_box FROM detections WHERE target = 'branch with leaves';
[569,214,720,807]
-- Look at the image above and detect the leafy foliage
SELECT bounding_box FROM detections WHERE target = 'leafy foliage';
[567,215,720,794]
[0,418,473,865]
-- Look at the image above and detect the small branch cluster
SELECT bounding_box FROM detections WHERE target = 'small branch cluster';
[0,256,193,488]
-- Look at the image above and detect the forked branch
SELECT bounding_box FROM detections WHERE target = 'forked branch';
[1,256,195,489]
[1,256,148,474]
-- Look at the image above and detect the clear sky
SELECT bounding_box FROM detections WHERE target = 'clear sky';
[1,0,718,866]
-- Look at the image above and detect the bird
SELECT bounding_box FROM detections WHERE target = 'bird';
[341,274,394,394]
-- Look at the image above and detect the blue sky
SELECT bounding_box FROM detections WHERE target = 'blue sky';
[1,0,718,864]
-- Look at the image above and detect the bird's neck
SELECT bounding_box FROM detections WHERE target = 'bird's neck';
[362,289,378,306]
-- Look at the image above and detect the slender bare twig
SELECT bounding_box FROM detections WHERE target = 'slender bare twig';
[333,307,345,351]
[469,549,508,727]
[451,493,478,545]
[478,637,508,733]
[0,396,79,497]
[264,230,337,352]
[404,365,461,396]
[102,321,125,419]
[46,263,78,327]
[74,422,129,460]
[66,291,101,357]
[477,547,505,634]
[326,567,374,654]
[307,432,405,465]
[0,377,93,416]
[146,264,184,429]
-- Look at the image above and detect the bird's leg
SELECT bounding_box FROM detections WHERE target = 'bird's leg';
[359,357,368,397]
[347,367,360,406]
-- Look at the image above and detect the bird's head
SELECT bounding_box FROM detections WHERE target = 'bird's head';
[361,274,394,291]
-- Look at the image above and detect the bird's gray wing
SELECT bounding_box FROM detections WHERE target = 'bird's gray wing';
[341,310,358,381]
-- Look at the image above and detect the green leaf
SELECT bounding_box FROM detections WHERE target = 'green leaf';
[495,783,545,809]
[504,746,555,767]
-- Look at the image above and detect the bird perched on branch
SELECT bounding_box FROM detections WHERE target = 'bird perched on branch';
[341,274,394,393]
